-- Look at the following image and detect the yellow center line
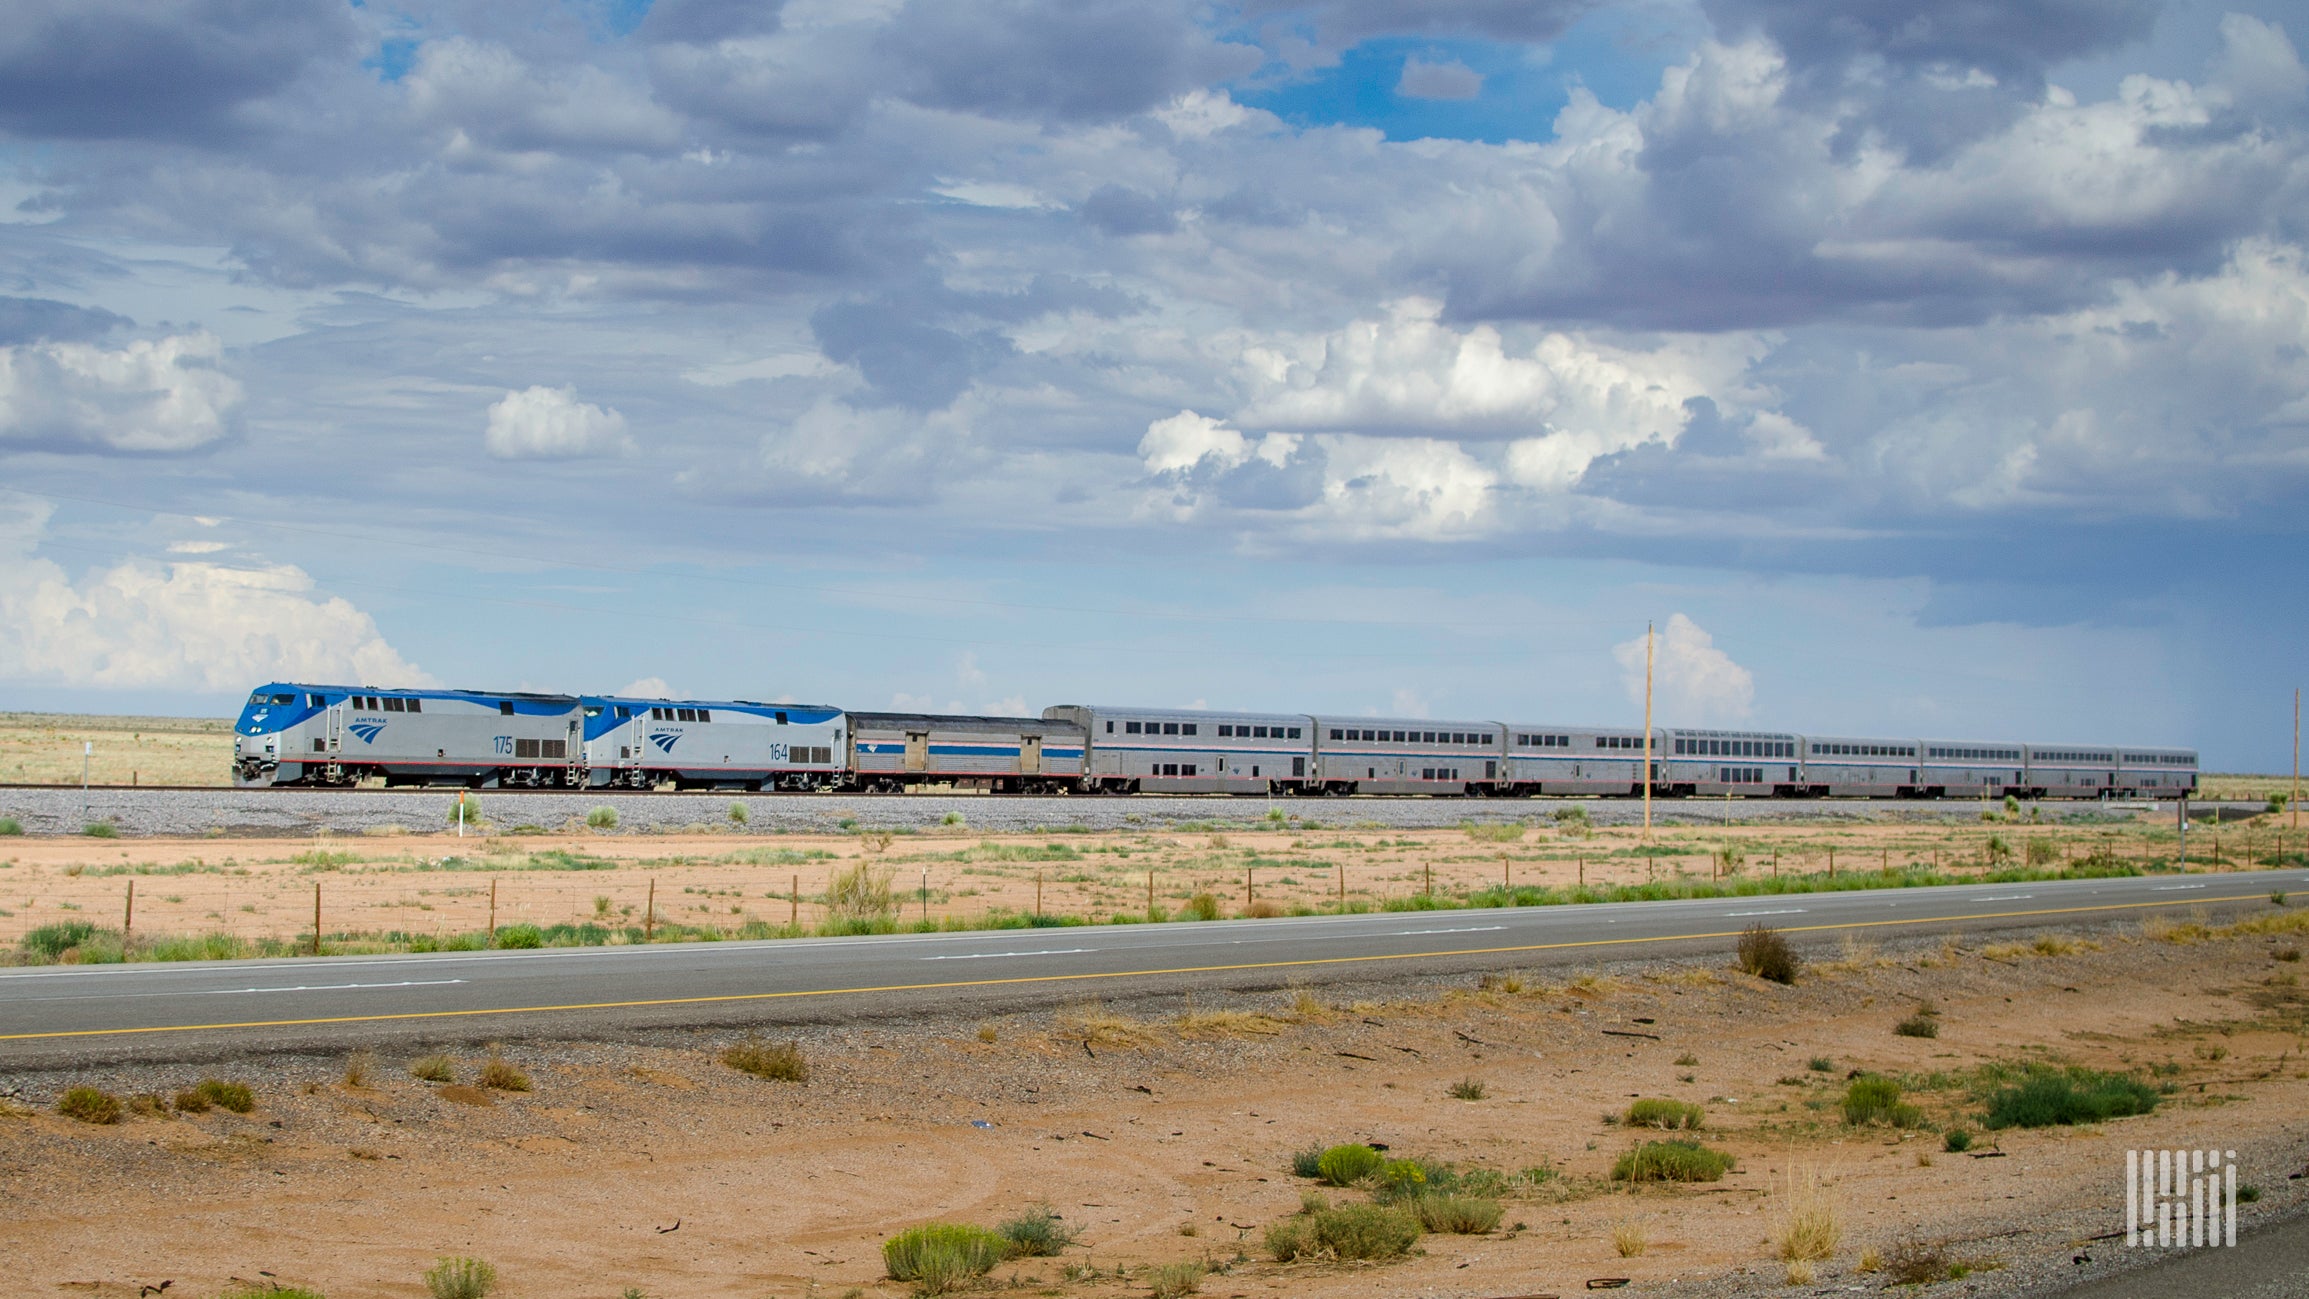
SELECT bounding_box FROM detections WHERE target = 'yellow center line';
[0,891,2271,1043]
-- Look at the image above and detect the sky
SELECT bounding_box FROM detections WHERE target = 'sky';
[0,0,2304,769]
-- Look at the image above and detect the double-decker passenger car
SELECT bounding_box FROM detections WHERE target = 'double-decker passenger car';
[1043,704,1310,794]
[1308,716,1502,795]
[1500,724,1648,796]
[1658,728,1802,796]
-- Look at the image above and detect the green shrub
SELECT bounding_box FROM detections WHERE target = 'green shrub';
[83,821,119,838]
[1411,1194,1503,1234]
[1981,1067,2159,1130]
[22,920,100,961]
[1447,1077,1488,1100]
[1266,1203,1422,1261]
[1807,1056,1834,1072]
[1625,1098,1704,1130]
[492,923,543,949]
[0,816,21,835]
[1841,1076,1918,1127]
[189,1078,255,1113]
[728,801,749,824]
[1943,1128,1974,1153]
[57,1086,122,1124]
[477,1054,530,1092]
[1184,892,1221,922]
[1376,1157,1431,1198]
[1289,1146,1325,1179]
[722,1037,808,1082]
[1611,1139,1735,1183]
[1894,1011,1940,1039]
[448,795,484,829]
[1315,1143,1385,1186]
[996,1204,1079,1257]
[424,1255,497,1299]
[582,805,618,829]
[411,1054,455,1083]
[883,1223,1007,1291]
[825,862,895,924]
[941,811,965,826]
[1737,923,1800,983]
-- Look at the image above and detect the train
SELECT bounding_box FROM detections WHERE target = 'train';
[230,682,2200,800]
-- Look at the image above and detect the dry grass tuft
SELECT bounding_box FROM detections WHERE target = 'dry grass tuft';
[1611,1219,1648,1257]
[58,1086,122,1124]
[1774,1166,1841,1263]
[1061,1002,1161,1048]
[1284,987,1334,1022]
[476,1052,530,1092]
[437,1084,494,1107]
[1146,1260,1205,1297]
[343,1049,376,1089]
[410,1054,455,1083]
[1174,1008,1286,1037]
[1784,1259,1815,1285]
[722,1037,809,1082]
[1240,899,1285,919]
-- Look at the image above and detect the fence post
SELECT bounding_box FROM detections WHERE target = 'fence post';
[1502,854,1510,890]
[1828,847,1835,878]
[1246,868,1253,905]
[489,878,498,947]
[1147,868,1154,914]
[124,879,135,944]
[1578,857,1585,888]
[312,881,322,957]
[791,874,799,927]
[1425,862,1433,897]
[645,877,656,941]
[1036,870,1043,917]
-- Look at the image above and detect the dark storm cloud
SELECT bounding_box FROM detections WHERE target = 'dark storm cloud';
[0,297,132,345]
[882,0,1260,122]
[647,23,876,141]
[811,301,1013,409]
[0,0,356,142]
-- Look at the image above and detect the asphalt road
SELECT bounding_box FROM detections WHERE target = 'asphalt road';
[2049,1207,2309,1299]
[5,868,2302,1066]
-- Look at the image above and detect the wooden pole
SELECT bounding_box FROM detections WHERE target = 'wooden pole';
[1425,861,1433,897]
[1828,847,1835,879]
[123,879,134,943]
[791,874,799,927]
[1642,621,1654,842]
[1579,857,1585,888]
[922,868,930,923]
[645,877,655,941]
[1035,870,1043,917]
[312,881,322,957]
[1502,854,1510,891]
[2294,687,2300,833]
[1246,867,1253,905]
[1147,869,1155,914]
[488,878,498,946]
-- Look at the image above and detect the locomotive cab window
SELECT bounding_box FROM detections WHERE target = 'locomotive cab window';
[499,701,515,716]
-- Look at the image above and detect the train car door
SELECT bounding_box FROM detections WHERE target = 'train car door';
[1021,734,1043,776]
[905,732,929,773]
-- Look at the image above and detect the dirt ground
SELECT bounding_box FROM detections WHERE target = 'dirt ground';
[4,908,2308,1299]
[2,814,2298,954]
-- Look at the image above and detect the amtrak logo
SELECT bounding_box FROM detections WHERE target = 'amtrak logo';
[648,731,681,754]
[348,721,386,744]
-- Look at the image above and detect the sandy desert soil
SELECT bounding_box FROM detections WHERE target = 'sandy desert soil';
[4,907,2307,1299]
[2,814,2299,956]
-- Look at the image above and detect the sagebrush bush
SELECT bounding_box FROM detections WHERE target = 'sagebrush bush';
[1981,1067,2159,1130]
[477,1053,530,1092]
[1289,1147,1325,1179]
[585,806,618,829]
[722,1037,808,1082]
[1611,1139,1735,1183]
[492,923,543,950]
[448,796,484,829]
[22,920,99,961]
[57,1086,122,1124]
[1625,1098,1704,1130]
[997,1204,1079,1257]
[1314,1143,1385,1186]
[1447,1077,1488,1100]
[1894,1011,1940,1039]
[1737,923,1800,983]
[1943,1128,1974,1152]
[728,801,749,825]
[410,1054,455,1083]
[825,861,895,923]
[883,1223,1007,1291]
[1265,1202,1422,1261]
[1184,892,1221,922]
[0,816,20,835]
[1146,1260,1204,1298]
[424,1255,497,1299]
[1411,1194,1502,1234]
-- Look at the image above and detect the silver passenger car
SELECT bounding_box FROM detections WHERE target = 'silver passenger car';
[2025,744,2119,798]
[847,711,1084,793]
[1799,734,1922,797]
[2113,746,2198,797]
[1919,738,2027,796]
[1043,705,1312,794]
[1309,716,1504,795]
[1501,724,1649,796]
[1658,727,1802,796]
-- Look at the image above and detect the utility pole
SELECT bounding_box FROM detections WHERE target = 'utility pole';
[1642,621,1655,842]
[81,740,91,824]
[2293,687,2300,833]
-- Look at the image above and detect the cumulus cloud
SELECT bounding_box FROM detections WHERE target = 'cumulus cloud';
[484,386,633,460]
[1397,55,1483,100]
[618,676,677,698]
[406,38,682,155]
[1614,613,1754,723]
[0,332,241,453]
[0,504,433,692]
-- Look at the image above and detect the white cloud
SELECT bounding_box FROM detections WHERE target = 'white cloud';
[407,38,682,155]
[618,676,676,698]
[1613,613,1754,723]
[1397,55,1483,101]
[484,385,633,460]
[0,503,434,693]
[0,332,241,452]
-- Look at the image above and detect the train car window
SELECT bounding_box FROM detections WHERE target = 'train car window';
[1288,727,1301,739]
[1182,764,1196,776]
[1106,721,1114,733]
[383,697,402,712]
[272,693,296,705]
[1218,725,1232,736]
[775,711,788,725]
[1330,728,1342,740]
[406,698,421,713]
[676,708,693,722]
[499,701,516,716]
[1182,723,1197,735]
[309,693,327,707]
[1162,722,1178,735]
[1124,721,1139,734]
[696,709,711,723]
